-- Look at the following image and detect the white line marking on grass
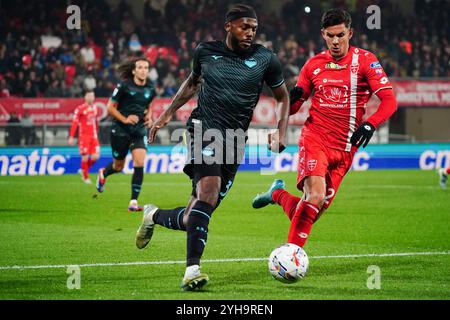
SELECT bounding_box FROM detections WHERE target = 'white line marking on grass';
[1,251,449,271]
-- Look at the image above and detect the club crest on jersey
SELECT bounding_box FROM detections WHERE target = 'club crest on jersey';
[307,159,317,171]
[351,64,359,74]
[325,62,347,70]
[244,58,257,68]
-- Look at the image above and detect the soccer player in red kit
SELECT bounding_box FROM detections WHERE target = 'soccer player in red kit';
[68,90,101,184]
[252,9,397,248]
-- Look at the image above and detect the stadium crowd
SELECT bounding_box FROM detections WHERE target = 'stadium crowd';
[0,0,449,99]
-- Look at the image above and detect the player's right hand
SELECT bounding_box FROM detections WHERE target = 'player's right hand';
[148,113,172,143]
[124,115,139,125]
[268,131,286,153]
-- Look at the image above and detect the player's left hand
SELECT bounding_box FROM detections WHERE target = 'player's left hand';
[268,131,286,153]
[350,122,376,148]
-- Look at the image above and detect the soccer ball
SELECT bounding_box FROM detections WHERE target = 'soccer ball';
[268,243,309,283]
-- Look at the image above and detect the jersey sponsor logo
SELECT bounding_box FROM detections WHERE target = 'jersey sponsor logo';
[318,85,349,104]
[370,62,382,69]
[307,159,317,171]
[380,76,389,84]
[323,79,343,83]
[211,55,223,60]
[375,69,383,75]
[325,62,347,70]
[244,58,257,68]
[351,64,359,74]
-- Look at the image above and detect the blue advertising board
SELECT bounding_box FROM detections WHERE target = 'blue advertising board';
[1,144,449,176]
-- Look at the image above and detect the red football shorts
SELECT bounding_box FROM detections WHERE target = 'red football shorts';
[297,128,355,209]
[78,135,100,156]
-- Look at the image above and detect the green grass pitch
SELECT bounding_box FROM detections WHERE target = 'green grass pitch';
[0,170,449,300]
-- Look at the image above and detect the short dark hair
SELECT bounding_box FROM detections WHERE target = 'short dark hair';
[83,89,94,96]
[117,57,150,80]
[225,4,257,23]
[321,9,352,29]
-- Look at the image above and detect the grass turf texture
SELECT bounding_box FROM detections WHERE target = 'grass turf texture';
[0,170,449,300]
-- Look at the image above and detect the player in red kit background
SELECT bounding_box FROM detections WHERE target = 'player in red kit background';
[68,90,101,184]
[252,9,398,249]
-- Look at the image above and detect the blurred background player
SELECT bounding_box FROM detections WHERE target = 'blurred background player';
[438,167,449,189]
[252,8,398,248]
[96,58,155,212]
[135,4,289,291]
[68,90,101,184]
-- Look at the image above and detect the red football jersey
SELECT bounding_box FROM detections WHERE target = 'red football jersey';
[296,46,393,151]
[69,103,100,139]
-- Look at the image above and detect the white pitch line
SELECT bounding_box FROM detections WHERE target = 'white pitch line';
[0,251,449,271]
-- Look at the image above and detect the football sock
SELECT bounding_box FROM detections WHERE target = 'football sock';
[81,159,89,179]
[153,207,187,231]
[131,167,144,200]
[272,189,301,221]
[186,200,214,267]
[103,162,119,178]
[287,201,319,247]
[87,158,96,169]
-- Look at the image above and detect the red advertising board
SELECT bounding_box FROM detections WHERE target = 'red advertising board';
[0,80,448,125]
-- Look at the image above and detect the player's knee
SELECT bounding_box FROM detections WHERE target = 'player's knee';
[196,190,219,208]
[306,192,326,207]
[113,162,125,171]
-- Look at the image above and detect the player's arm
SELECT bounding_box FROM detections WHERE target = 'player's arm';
[351,55,398,148]
[290,60,313,115]
[148,43,204,144]
[107,83,139,125]
[264,53,290,153]
[144,103,154,128]
[350,88,397,148]
[148,73,201,143]
[268,83,289,153]
[68,107,79,145]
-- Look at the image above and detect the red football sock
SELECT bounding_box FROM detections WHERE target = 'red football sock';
[81,159,89,179]
[287,201,319,247]
[446,168,450,175]
[87,158,96,169]
[272,189,301,221]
